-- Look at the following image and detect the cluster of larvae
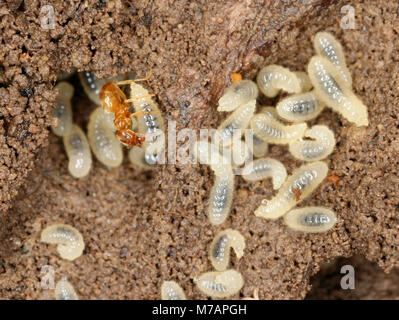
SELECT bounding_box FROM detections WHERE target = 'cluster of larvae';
[196,31,369,234]
[161,229,246,299]
[51,71,165,178]
[40,223,84,299]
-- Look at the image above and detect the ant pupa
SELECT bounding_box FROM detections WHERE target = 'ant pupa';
[283,206,337,233]
[250,113,307,144]
[313,32,352,86]
[276,91,325,123]
[214,99,256,147]
[54,280,79,300]
[209,229,246,271]
[87,107,123,168]
[41,224,85,261]
[294,71,313,92]
[307,56,369,126]
[195,269,244,299]
[79,71,126,105]
[161,281,187,300]
[255,161,328,220]
[289,125,336,161]
[63,124,92,178]
[208,164,235,226]
[256,65,301,98]
[51,82,74,137]
[242,158,287,190]
[217,80,259,112]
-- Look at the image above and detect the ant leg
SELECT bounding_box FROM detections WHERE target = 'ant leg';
[116,70,153,86]
[124,94,155,103]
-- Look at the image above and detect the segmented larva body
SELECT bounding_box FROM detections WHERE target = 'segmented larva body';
[79,71,126,105]
[214,99,256,147]
[217,80,259,112]
[250,113,307,144]
[161,281,187,300]
[250,133,269,158]
[63,124,92,178]
[256,65,301,98]
[308,56,369,126]
[54,280,79,300]
[193,140,226,167]
[289,125,336,161]
[283,206,337,233]
[242,158,287,190]
[41,224,85,261]
[196,269,244,298]
[294,71,313,92]
[128,146,155,170]
[209,229,246,271]
[87,107,123,168]
[276,91,325,123]
[259,106,285,123]
[52,82,74,137]
[129,83,165,162]
[313,32,352,86]
[255,161,328,220]
[230,140,250,167]
[208,164,235,225]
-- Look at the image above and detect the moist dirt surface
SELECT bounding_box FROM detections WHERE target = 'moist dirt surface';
[0,0,398,299]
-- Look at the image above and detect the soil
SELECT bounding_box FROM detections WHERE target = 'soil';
[0,0,398,299]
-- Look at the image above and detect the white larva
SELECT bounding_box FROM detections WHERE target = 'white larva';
[63,124,92,178]
[196,269,244,298]
[289,125,336,161]
[209,229,246,271]
[79,71,126,105]
[307,56,369,126]
[161,281,187,300]
[313,32,352,86]
[217,80,259,112]
[242,158,287,190]
[208,164,235,226]
[128,82,165,162]
[54,280,79,300]
[250,113,307,144]
[214,99,256,147]
[87,107,123,168]
[255,161,328,220]
[283,206,337,233]
[256,65,301,98]
[52,82,74,137]
[276,91,325,123]
[294,71,313,92]
[41,224,85,261]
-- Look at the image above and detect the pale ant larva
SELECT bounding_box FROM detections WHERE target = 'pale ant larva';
[41,224,85,261]
[307,56,369,126]
[51,82,74,137]
[276,91,325,123]
[289,125,336,161]
[241,157,287,190]
[195,269,244,299]
[250,112,307,145]
[54,279,79,300]
[293,71,313,93]
[256,65,301,98]
[161,281,187,300]
[313,32,352,86]
[255,161,328,220]
[209,229,246,271]
[63,124,92,178]
[283,206,337,233]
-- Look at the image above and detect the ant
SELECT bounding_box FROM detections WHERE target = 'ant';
[99,72,159,147]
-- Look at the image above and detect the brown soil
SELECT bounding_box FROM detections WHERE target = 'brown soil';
[0,0,398,299]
